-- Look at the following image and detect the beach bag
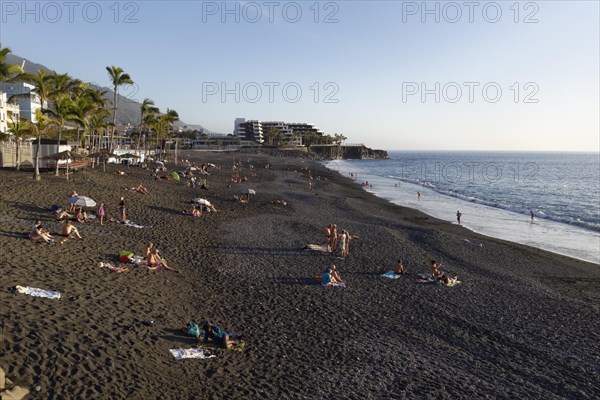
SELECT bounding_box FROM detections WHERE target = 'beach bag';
[187,321,200,338]
[119,250,134,262]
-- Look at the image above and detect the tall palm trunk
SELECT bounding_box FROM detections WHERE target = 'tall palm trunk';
[55,127,62,176]
[34,135,41,181]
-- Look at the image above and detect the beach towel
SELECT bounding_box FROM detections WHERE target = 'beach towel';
[442,278,461,287]
[382,271,403,279]
[305,244,330,252]
[15,285,61,299]
[98,261,130,273]
[129,255,146,265]
[169,348,216,360]
[121,220,151,229]
[415,274,437,284]
[323,282,346,288]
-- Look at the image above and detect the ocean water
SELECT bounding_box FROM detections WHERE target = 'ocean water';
[325,151,600,264]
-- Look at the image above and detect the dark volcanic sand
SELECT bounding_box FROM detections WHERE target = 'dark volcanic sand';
[1,151,599,399]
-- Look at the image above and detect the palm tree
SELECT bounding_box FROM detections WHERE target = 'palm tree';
[46,93,75,175]
[68,85,106,147]
[9,69,53,116]
[157,108,179,159]
[106,65,133,151]
[6,117,30,170]
[21,109,57,180]
[0,46,23,81]
[138,98,158,155]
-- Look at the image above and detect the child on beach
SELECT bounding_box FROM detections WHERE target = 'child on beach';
[98,203,105,225]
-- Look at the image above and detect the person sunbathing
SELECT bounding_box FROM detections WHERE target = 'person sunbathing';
[55,209,72,221]
[272,199,288,206]
[115,170,126,176]
[62,221,82,239]
[30,220,54,242]
[394,260,407,275]
[146,249,177,271]
[440,274,460,285]
[74,208,88,223]
[202,321,233,349]
[189,205,203,217]
[330,264,344,283]
[430,260,443,278]
[130,183,149,194]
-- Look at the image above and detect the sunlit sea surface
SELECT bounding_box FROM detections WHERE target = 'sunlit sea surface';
[326,151,600,264]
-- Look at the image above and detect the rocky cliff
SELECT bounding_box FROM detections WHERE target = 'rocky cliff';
[309,145,388,160]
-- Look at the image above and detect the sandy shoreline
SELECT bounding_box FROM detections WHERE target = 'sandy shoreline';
[1,151,599,399]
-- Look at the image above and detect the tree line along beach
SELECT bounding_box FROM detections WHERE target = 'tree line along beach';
[0,151,599,399]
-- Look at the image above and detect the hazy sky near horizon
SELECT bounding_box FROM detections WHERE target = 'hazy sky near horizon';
[1,0,598,151]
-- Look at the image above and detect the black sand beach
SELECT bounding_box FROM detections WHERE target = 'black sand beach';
[1,151,599,399]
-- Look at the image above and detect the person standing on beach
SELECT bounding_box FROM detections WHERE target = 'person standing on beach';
[330,224,338,252]
[530,210,534,222]
[98,203,105,225]
[417,191,421,200]
[119,197,126,222]
[456,210,462,225]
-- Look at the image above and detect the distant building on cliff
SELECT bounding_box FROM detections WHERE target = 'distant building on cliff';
[234,118,325,146]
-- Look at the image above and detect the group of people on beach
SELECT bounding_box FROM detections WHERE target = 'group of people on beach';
[323,224,355,257]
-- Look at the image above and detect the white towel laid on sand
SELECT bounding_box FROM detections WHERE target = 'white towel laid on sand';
[122,220,151,229]
[169,348,216,360]
[15,285,61,299]
[305,244,330,252]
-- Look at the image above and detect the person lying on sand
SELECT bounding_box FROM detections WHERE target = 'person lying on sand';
[55,209,72,221]
[129,183,149,194]
[272,199,288,206]
[115,170,126,176]
[146,248,177,271]
[30,220,54,242]
[394,260,407,275]
[62,221,83,239]
[188,205,203,217]
[440,274,460,286]
[202,321,234,349]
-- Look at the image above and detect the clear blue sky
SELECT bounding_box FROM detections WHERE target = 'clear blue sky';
[2,1,598,151]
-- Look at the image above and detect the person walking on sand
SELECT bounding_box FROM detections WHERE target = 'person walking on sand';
[456,210,462,225]
[417,191,421,200]
[119,197,126,222]
[98,203,105,225]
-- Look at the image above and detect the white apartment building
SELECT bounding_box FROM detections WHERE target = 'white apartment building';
[0,82,43,123]
[0,91,20,134]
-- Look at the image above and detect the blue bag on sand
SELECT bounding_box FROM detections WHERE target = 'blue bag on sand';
[187,321,200,338]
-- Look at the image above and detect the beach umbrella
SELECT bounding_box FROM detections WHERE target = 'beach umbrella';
[67,196,97,207]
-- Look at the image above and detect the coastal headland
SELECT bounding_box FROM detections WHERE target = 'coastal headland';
[0,151,598,399]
